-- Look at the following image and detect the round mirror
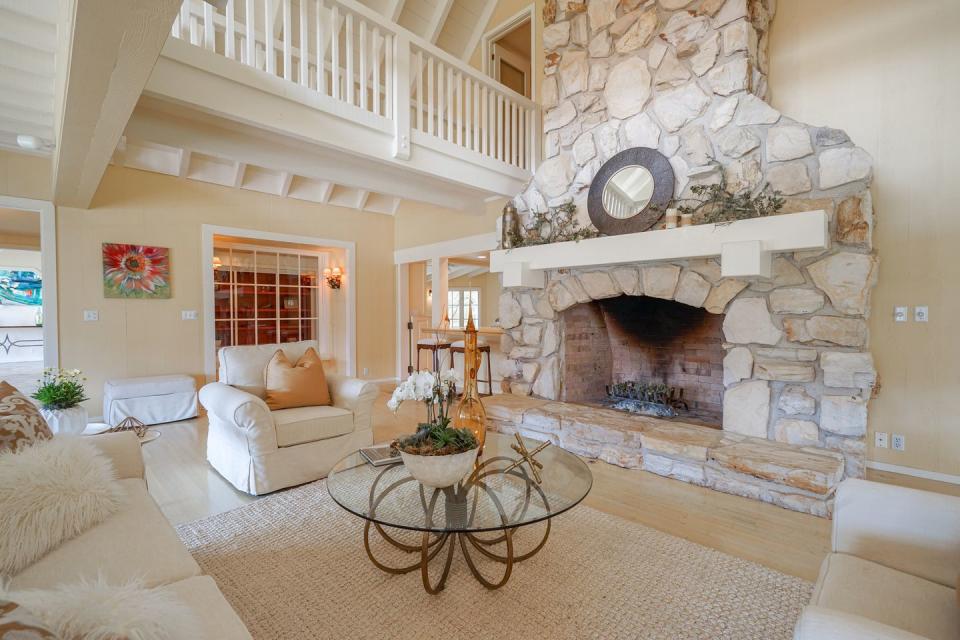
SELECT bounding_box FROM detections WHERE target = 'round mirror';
[588,147,675,236]
[602,166,655,219]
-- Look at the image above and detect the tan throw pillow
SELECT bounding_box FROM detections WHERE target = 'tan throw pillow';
[264,348,331,410]
[0,381,52,455]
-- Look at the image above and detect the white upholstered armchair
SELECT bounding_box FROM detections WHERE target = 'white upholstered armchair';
[199,340,377,495]
[794,479,960,640]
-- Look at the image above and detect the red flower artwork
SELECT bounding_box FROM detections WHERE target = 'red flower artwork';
[102,243,171,298]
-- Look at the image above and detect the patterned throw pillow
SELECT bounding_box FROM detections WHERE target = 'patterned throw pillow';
[0,599,58,639]
[0,381,52,455]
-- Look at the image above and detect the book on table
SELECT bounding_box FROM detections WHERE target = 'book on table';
[360,446,401,467]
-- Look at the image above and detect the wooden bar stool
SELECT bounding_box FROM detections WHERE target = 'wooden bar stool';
[451,339,493,396]
[416,338,452,371]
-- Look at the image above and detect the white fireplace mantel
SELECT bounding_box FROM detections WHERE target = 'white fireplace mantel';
[490,210,829,288]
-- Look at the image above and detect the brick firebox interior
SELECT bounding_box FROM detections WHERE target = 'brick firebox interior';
[561,296,725,427]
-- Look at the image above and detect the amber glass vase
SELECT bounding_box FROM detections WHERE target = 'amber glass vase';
[454,309,487,453]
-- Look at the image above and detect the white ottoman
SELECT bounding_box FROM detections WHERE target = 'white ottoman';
[103,375,198,426]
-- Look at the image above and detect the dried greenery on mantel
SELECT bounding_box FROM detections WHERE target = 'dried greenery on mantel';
[504,202,599,249]
[666,180,786,225]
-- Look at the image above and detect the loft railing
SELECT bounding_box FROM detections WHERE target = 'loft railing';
[170,0,538,173]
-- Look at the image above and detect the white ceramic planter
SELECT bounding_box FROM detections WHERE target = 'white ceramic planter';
[41,405,88,435]
[400,447,479,489]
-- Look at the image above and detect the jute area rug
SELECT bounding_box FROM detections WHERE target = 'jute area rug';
[176,480,811,640]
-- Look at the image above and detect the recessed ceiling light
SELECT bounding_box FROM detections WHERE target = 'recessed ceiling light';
[477,255,487,259]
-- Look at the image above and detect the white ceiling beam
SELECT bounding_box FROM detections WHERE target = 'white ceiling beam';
[52,0,181,208]
[177,148,192,177]
[390,197,401,215]
[278,171,294,197]
[317,180,334,203]
[425,0,454,44]
[355,189,370,210]
[232,162,246,188]
[462,0,498,61]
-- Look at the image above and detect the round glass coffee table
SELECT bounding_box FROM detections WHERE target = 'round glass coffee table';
[327,433,593,593]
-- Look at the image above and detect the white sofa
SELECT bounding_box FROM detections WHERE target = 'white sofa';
[10,432,251,639]
[199,340,377,495]
[794,479,960,640]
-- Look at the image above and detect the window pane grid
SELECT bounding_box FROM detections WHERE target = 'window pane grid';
[446,288,480,329]
[214,245,323,352]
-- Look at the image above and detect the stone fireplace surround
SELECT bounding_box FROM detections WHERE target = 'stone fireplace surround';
[488,0,879,514]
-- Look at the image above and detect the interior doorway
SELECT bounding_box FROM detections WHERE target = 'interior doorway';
[483,6,534,100]
[0,196,58,397]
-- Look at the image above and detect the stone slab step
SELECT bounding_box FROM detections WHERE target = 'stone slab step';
[483,394,846,517]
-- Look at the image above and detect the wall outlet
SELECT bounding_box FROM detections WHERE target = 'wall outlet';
[181,310,198,320]
[82,310,99,322]
[894,306,908,322]
[914,306,929,322]
[875,432,888,448]
[892,434,906,451]
[362,367,369,376]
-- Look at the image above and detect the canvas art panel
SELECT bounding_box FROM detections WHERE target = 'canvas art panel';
[102,243,171,299]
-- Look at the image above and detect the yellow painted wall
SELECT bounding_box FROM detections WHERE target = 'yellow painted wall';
[56,165,396,413]
[0,150,52,201]
[770,0,960,475]
[393,198,504,249]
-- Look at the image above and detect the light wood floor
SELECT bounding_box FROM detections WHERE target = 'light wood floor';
[142,391,957,582]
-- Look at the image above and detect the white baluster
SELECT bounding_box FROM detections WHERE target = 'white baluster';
[454,72,462,147]
[190,14,201,45]
[464,79,471,150]
[472,79,479,153]
[496,93,503,161]
[265,0,275,74]
[299,0,308,86]
[392,32,410,159]
[512,102,519,167]
[172,14,180,38]
[437,62,445,140]
[179,2,189,39]
[330,5,339,99]
[203,2,215,51]
[345,13,354,106]
[226,0,236,60]
[373,28,382,116]
[481,85,489,157]
[384,32,393,118]
[427,56,435,136]
[445,66,453,142]
[359,21,367,111]
[316,0,326,94]
[245,0,255,69]
[414,49,422,129]
[282,0,292,81]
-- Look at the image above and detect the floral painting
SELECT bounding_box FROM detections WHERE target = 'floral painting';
[102,243,171,299]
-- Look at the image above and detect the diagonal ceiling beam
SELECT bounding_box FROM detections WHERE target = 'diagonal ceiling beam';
[425,0,454,44]
[462,0,498,61]
[52,0,181,208]
[385,0,406,22]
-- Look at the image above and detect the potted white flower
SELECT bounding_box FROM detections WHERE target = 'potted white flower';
[387,370,479,488]
[32,368,89,434]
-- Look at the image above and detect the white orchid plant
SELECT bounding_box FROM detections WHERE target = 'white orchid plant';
[389,369,480,456]
[387,369,459,425]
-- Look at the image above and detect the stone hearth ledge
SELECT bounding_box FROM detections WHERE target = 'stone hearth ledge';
[485,394,844,517]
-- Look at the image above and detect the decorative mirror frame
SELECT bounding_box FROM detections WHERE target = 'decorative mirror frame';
[587,147,675,236]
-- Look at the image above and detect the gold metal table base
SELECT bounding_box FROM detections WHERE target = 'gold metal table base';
[363,519,550,594]
[361,455,552,594]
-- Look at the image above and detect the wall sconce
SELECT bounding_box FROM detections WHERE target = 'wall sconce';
[323,266,343,289]
[427,288,432,300]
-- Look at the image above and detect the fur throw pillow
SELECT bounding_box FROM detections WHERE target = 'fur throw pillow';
[1,578,196,640]
[0,598,57,638]
[0,437,125,577]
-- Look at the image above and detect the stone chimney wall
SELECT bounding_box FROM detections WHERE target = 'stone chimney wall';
[497,0,879,479]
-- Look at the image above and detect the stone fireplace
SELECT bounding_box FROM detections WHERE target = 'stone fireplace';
[489,0,880,514]
[562,296,725,426]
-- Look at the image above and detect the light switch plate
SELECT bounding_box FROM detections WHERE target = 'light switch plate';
[894,306,908,322]
[82,310,99,322]
[914,306,929,322]
[181,310,198,320]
